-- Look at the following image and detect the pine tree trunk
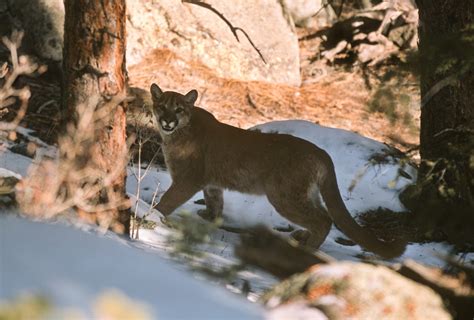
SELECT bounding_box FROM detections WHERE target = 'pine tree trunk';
[63,0,130,234]
[412,0,474,244]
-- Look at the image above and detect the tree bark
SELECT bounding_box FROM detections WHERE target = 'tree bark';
[416,1,474,160]
[411,0,474,244]
[63,0,130,234]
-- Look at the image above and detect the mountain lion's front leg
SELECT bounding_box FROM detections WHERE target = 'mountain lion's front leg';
[155,180,201,216]
[198,186,223,221]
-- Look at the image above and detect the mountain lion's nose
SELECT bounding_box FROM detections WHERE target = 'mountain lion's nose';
[161,120,177,130]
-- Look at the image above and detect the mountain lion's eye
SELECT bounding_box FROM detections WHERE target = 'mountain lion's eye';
[175,107,184,113]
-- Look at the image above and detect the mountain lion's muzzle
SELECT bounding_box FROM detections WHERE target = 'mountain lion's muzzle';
[160,119,178,133]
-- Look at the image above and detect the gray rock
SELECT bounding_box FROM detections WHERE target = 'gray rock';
[262,262,452,320]
[3,0,301,85]
[8,0,64,61]
[127,0,301,85]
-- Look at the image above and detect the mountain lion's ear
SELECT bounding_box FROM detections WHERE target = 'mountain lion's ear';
[184,89,198,105]
[150,83,163,100]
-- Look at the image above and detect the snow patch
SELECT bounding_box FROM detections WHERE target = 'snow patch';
[0,215,262,319]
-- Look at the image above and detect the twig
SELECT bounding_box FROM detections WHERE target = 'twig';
[333,0,346,18]
[311,0,330,18]
[130,118,163,239]
[36,100,58,114]
[433,126,474,139]
[421,74,458,109]
[182,0,267,64]
[0,32,36,131]
[246,91,265,117]
[132,137,143,239]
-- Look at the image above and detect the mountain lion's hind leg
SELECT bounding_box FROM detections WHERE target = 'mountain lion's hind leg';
[267,191,332,249]
[198,186,223,221]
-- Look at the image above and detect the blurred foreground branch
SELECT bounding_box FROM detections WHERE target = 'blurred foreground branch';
[16,95,133,233]
[235,226,333,279]
[0,32,41,132]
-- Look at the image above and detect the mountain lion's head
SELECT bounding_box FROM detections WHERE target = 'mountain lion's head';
[150,84,198,135]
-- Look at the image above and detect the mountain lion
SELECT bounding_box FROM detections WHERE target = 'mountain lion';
[150,84,405,258]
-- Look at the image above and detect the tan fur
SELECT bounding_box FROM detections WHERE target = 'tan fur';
[150,84,405,258]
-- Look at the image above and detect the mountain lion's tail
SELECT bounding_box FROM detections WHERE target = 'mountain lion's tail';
[319,163,406,259]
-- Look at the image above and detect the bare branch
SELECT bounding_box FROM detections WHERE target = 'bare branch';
[182,0,267,64]
[421,74,458,109]
[0,31,37,132]
[311,0,330,18]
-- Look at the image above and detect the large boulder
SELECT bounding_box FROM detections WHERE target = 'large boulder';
[262,262,451,319]
[6,0,64,61]
[127,0,300,85]
[1,0,301,86]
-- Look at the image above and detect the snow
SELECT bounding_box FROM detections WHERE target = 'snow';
[1,120,472,315]
[0,150,31,177]
[254,120,416,214]
[265,301,328,320]
[0,214,262,319]
[0,168,21,179]
[125,120,471,294]
[127,120,419,263]
[129,120,416,231]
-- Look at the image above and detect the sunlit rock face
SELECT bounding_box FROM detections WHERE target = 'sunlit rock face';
[2,0,64,61]
[126,0,301,86]
[263,262,451,320]
[2,0,301,86]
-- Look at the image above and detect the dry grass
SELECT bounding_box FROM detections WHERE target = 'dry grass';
[16,31,420,153]
[129,47,419,151]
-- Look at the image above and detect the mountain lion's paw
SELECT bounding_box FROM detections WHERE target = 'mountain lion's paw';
[197,208,218,222]
[290,229,311,245]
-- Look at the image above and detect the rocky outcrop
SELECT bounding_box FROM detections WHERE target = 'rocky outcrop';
[5,0,64,61]
[0,0,301,85]
[262,262,452,320]
[127,0,300,85]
